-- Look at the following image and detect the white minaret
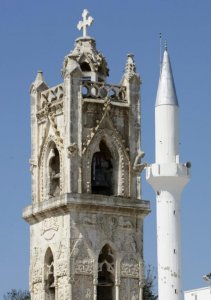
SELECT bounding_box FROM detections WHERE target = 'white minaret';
[146,47,190,300]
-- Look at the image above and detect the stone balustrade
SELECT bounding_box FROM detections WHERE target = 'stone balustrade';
[82,80,127,103]
[37,84,64,121]
[37,80,127,121]
[41,84,64,104]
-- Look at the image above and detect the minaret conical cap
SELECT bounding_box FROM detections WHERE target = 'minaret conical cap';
[155,49,178,106]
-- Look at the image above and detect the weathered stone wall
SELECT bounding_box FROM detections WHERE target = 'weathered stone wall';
[29,204,145,300]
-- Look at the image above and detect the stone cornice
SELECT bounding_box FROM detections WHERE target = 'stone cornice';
[23,193,150,224]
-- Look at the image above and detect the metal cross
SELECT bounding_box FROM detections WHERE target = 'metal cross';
[77,9,94,37]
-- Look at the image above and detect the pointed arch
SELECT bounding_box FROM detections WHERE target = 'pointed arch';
[44,247,55,300]
[78,54,96,73]
[91,140,114,195]
[78,53,108,80]
[82,128,130,196]
[39,135,63,201]
[97,244,115,300]
[48,145,60,197]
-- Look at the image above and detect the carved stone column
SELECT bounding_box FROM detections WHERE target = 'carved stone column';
[115,279,120,300]
[139,280,144,300]
[93,278,98,300]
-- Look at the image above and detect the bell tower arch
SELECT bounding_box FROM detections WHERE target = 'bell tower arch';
[91,140,114,196]
[23,9,150,300]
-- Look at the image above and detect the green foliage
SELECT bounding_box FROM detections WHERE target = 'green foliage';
[3,289,30,300]
[143,265,158,300]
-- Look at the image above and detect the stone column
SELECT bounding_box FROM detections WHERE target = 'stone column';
[115,279,120,300]
[93,278,98,300]
[139,282,143,300]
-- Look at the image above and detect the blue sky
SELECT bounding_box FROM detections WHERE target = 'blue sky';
[1,0,211,297]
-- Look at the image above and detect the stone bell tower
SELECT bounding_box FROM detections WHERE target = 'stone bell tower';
[23,9,150,300]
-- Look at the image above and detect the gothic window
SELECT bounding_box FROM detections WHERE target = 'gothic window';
[48,146,60,197]
[44,248,55,300]
[97,244,115,300]
[91,140,114,196]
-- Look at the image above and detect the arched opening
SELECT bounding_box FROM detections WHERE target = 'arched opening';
[44,248,55,300]
[80,61,91,72]
[91,140,114,195]
[48,146,60,197]
[97,244,115,300]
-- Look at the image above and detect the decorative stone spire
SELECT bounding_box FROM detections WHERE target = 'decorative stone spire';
[124,54,137,80]
[30,70,48,93]
[34,71,45,86]
[77,9,94,38]
[156,49,178,106]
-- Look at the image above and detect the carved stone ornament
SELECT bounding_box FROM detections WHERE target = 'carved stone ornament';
[57,242,67,260]
[133,150,147,173]
[62,36,109,77]
[41,217,59,240]
[67,143,78,158]
[124,54,140,82]
[29,158,37,174]
[71,239,90,260]
[37,84,64,121]
[32,247,40,268]
[56,261,68,277]
[119,216,134,229]
[32,267,42,283]
[48,113,63,148]
[120,255,139,278]
[75,259,94,275]
[33,282,43,294]
[97,215,118,239]
[123,233,137,252]
[81,214,96,226]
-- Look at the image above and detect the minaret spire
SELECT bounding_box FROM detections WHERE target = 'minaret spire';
[146,48,190,300]
[156,48,178,107]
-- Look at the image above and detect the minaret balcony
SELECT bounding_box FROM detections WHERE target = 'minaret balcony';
[146,162,190,191]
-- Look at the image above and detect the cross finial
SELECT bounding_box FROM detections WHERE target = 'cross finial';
[77,9,94,38]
